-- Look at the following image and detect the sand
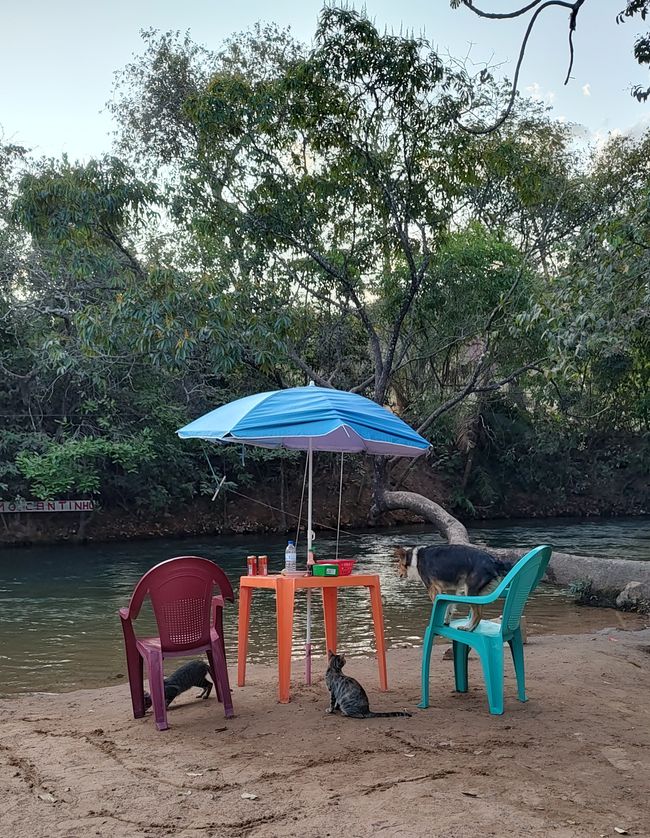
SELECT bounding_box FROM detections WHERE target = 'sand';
[2,627,650,838]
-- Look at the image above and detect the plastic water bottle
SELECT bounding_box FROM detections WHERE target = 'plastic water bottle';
[284,540,297,574]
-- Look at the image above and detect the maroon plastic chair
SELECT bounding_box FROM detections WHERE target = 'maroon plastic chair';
[118,556,235,731]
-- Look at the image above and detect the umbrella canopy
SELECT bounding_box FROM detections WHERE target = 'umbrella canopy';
[177,385,429,457]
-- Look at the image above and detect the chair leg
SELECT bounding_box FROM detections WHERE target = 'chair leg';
[509,629,527,702]
[417,621,437,709]
[452,641,469,693]
[214,604,227,666]
[208,641,234,719]
[126,650,145,719]
[206,650,221,704]
[477,642,504,715]
[121,626,146,719]
[146,653,169,731]
[214,606,226,702]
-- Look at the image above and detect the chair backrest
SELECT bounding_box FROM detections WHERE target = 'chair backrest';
[126,556,234,653]
[500,545,552,633]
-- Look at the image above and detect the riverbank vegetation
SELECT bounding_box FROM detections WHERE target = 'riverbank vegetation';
[1,8,648,543]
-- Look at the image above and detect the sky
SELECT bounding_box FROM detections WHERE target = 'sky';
[1,0,648,160]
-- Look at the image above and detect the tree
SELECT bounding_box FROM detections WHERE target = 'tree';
[3,157,204,509]
[0,141,36,497]
[536,183,650,431]
[106,8,573,542]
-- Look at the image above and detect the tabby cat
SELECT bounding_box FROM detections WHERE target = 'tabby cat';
[144,659,212,710]
[325,652,411,718]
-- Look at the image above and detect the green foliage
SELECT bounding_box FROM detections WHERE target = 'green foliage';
[568,578,596,605]
[13,156,158,281]
[16,433,156,500]
[111,9,512,402]
[533,184,650,431]
[0,431,48,496]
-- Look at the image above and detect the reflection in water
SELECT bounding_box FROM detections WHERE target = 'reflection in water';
[0,517,648,696]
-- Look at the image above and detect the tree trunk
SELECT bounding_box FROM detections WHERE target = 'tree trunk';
[73,510,91,543]
[489,546,650,614]
[371,458,470,544]
[370,461,649,614]
[460,447,476,492]
[380,490,470,544]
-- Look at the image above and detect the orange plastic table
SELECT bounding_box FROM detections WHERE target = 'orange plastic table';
[237,573,388,703]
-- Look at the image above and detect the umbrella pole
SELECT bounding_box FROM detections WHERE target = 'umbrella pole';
[305,598,312,684]
[305,441,313,684]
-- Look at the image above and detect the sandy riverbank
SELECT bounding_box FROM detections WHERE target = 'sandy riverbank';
[2,628,650,838]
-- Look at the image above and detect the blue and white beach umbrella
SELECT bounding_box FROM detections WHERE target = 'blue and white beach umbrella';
[177,384,430,456]
[178,384,429,680]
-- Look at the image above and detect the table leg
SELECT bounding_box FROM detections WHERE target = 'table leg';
[368,581,388,691]
[276,578,295,703]
[322,587,338,656]
[237,586,253,687]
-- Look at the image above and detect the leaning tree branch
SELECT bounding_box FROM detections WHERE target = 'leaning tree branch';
[379,489,470,543]
[99,224,146,280]
[285,347,334,389]
[415,355,491,438]
[457,0,546,18]
[350,373,376,395]
[472,359,546,392]
[457,0,587,134]
[564,0,587,83]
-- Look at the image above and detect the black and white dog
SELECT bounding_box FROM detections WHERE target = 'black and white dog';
[395,544,512,630]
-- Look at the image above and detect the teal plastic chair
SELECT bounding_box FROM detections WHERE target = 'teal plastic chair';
[418,545,553,715]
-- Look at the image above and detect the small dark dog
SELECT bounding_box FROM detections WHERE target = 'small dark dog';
[144,659,213,710]
[395,544,512,631]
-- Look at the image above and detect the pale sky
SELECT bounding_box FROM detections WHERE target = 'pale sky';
[1,0,648,160]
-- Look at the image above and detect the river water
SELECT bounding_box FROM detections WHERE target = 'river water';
[0,517,648,697]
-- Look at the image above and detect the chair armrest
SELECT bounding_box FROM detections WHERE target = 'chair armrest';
[434,590,501,606]
[434,567,516,607]
[430,587,503,628]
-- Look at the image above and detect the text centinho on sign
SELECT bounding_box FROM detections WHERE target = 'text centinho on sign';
[0,500,94,513]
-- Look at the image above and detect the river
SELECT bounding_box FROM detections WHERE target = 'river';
[0,516,648,696]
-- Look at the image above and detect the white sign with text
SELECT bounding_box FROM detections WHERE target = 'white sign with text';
[0,500,94,513]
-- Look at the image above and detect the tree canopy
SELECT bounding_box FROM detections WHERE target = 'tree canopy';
[1,7,649,537]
